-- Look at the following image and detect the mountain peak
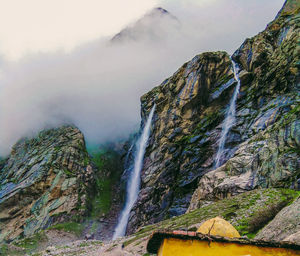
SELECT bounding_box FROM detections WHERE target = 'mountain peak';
[111,7,178,43]
[150,7,170,15]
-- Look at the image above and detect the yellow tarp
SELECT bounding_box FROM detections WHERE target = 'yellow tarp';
[197,216,241,238]
[158,238,300,256]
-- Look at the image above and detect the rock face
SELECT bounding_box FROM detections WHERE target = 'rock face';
[0,126,94,242]
[188,115,299,211]
[84,146,125,241]
[256,197,300,244]
[188,0,300,211]
[127,51,236,234]
[126,0,300,234]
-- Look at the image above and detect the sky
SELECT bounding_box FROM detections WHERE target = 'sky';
[0,0,285,61]
[0,0,158,60]
[0,0,285,155]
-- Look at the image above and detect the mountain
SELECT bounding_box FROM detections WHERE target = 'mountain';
[0,126,94,242]
[0,126,125,244]
[125,0,299,238]
[110,7,179,43]
[0,0,299,255]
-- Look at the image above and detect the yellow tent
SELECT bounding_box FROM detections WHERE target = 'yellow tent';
[197,216,240,238]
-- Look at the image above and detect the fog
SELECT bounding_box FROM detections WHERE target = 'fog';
[0,0,284,156]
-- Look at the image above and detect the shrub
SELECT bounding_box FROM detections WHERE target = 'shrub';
[48,222,84,236]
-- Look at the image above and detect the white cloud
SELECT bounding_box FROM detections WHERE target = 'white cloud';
[0,0,159,60]
[0,0,286,155]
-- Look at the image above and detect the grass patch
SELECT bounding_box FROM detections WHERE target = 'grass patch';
[123,188,299,246]
[48,222,84,237]
[0,244,10,256]
[9,232,48,255]
[79,241,89,247]
[87,146,123,217]
[91,179,113,217]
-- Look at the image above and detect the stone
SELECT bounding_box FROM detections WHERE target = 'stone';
[238,70,253,85]
[188,116,299,212]
[189,135,201,144]
[255,197,300,245]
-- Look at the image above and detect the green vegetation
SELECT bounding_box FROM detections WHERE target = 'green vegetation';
[123,189,299,247]
[87,145,123,217]
[79,241,89,247]
[0,157,6,166]
[63,168,75,177]
[196,108,223,133]
[0,232,48,255]
[212,73,234,93]
[48,222,84,237]
[0,244,10,256]
[90,221,99,234]
[14,232,47,251]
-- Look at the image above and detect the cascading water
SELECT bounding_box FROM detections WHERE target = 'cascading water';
[214,59,241,168]
[113,104,156,240]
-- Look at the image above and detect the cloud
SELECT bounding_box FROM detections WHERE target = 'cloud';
[0,0,285,156]
[160,0,285,53]
[0,0,159,60]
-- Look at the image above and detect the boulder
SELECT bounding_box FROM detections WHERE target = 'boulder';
[256,197,300,245]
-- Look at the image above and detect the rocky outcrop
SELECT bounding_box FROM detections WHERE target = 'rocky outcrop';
[188,0,300,211]
[188,112,299,210]
[256,196,300,244]
[0,126,94,242]
[127,51,236,234]
[126,0,300,234]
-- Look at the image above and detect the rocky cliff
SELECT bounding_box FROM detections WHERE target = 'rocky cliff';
[0,1,299,254]
[0,126,95,242]
[126,0,299,235]
[0,126,126,244]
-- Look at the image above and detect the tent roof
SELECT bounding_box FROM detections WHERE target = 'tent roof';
[197,216,240,238]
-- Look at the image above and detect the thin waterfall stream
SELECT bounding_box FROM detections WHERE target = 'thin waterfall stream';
[113,104,156,240]
[214,59,241,168]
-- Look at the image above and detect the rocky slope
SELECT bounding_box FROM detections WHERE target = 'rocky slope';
[126,0,299,235]
[2,188,298,255]
[0,126,95,242]
[0,126,126,243]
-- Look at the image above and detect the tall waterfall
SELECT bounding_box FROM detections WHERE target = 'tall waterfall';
[214,59,241,168]
[113,104,156,240]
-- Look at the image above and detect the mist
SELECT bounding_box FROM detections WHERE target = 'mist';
[0,0,284,156]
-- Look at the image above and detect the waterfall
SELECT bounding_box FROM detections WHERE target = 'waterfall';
[214,59,241,168]
[113,104,156,240]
